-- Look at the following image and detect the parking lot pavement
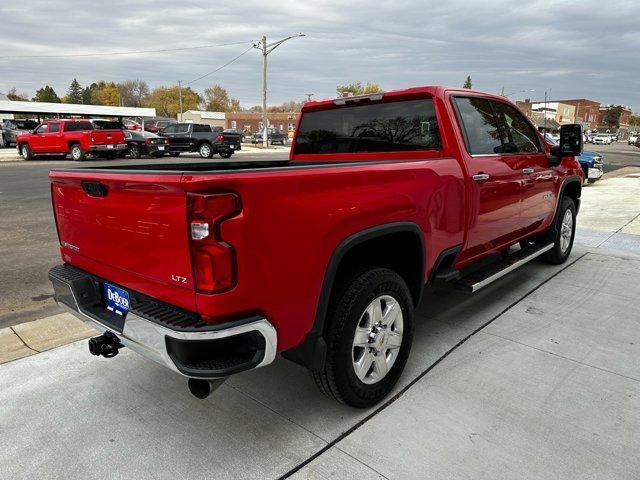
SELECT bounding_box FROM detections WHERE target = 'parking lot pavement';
[294,252,640,480]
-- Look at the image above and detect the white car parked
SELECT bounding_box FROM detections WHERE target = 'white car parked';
[629,133,639,145]
[593,134,612,145]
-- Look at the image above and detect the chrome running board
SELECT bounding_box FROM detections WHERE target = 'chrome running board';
[455,243,554,293]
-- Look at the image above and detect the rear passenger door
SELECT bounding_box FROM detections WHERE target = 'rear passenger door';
[452,96,525,262]
[491,101,556,236]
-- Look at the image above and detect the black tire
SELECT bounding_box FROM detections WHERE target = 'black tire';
[128,144,141,159]
[69,143,85,161]
[199,142,213,158]
[311,268,414,408]
[542,196,576,265]
[0,135,5,148]
[20,143,34,160]
[219,151,233,159]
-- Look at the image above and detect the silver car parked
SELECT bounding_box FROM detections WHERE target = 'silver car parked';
[0,119,38,148]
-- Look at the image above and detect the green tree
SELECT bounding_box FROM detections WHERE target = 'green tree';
[202,84,241,112]
[32,85,61,103]
[90,81,120,106]
[6,87,28,101]
[604,105,623,128]
[336,81,382,97]
[65,78,83,104]
[118,79,150,107]
[145,86,200,118]
[628,114,640,126]
[463,76,472,89]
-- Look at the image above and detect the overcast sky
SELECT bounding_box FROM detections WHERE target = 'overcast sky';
[1,0,638,111]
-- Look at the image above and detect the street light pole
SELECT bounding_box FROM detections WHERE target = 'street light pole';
[178,80,183,122]
[256,33,305,148]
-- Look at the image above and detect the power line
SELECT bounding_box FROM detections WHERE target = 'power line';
[0,41,254,59]
[184,45,254,86]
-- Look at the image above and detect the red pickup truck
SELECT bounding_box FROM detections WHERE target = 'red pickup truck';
[17,119,126,161]
[48,86,584,407]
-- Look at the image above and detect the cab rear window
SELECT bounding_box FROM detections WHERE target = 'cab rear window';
[294,99,441,154]
[64,121,93,132]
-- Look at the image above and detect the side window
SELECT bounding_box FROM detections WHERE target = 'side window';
[174,124,190,134]
[163,125,176,133]
[452,97,502,155]
[193,124,211,133]
[492,102,541,153]
[35,124,47,134]
[49,123,60,133]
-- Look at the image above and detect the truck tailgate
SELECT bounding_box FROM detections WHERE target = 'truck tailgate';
[91,129,125,144]
[50,170,195,310]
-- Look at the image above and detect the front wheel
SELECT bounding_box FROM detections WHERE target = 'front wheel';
[311,268,413,408]
[20,144,34,160]
[542,196,576,264]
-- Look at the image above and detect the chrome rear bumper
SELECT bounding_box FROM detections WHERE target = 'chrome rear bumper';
[49,264,277,379]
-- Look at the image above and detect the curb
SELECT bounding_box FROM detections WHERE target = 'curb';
[0,313,95,364]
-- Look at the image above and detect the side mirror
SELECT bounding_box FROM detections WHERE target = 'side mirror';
[559,123,582,157]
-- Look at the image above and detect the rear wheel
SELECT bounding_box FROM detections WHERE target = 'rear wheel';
[542,196,576,264]
[128,144,141,159]
[199,142,213,158]
[70,143,85,161]
[20,144,34,160]
[311,268,413,408]
[219,151,233,159]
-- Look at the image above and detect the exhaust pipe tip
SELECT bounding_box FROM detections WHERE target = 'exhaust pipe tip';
[188,378,226,399]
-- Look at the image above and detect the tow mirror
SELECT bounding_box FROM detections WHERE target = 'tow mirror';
[559,123,582,157]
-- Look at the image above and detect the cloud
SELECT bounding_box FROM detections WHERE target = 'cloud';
[0,0,638,111]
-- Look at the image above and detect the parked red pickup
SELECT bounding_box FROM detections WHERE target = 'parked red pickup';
[17,119,126,161]
[48,86,584,407]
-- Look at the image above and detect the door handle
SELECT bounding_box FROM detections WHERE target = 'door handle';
[522,167,535,174]
[472,173,490,182]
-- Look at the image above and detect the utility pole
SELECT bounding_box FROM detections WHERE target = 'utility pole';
[178,80,183,122]
[255,33,305,148]
[305,93,314,102]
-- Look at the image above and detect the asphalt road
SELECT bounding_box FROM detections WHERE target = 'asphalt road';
[0,144,638,329]
[589,142,640,173]
[0,152,288,328]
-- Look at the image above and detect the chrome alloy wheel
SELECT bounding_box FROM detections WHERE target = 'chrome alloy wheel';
[352,295,403,384]
[560,209,573,253]
[199,143,211,157]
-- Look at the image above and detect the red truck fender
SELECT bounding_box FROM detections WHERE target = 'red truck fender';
[282,221,426,370]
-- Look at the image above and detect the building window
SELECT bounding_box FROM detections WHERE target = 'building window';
[288,123,295,131]
[280,124,284,130]
[231,120,237,129]
[259,121,264,130]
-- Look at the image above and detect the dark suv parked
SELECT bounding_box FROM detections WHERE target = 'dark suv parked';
[160,123,241,158]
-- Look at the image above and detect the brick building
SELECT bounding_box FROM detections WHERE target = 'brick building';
[554,99,600,130]
[225,112,299,135]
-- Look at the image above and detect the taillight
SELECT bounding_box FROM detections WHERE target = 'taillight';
[146,138,153,145]
[216,134,224,143]
[187,192,241,293]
